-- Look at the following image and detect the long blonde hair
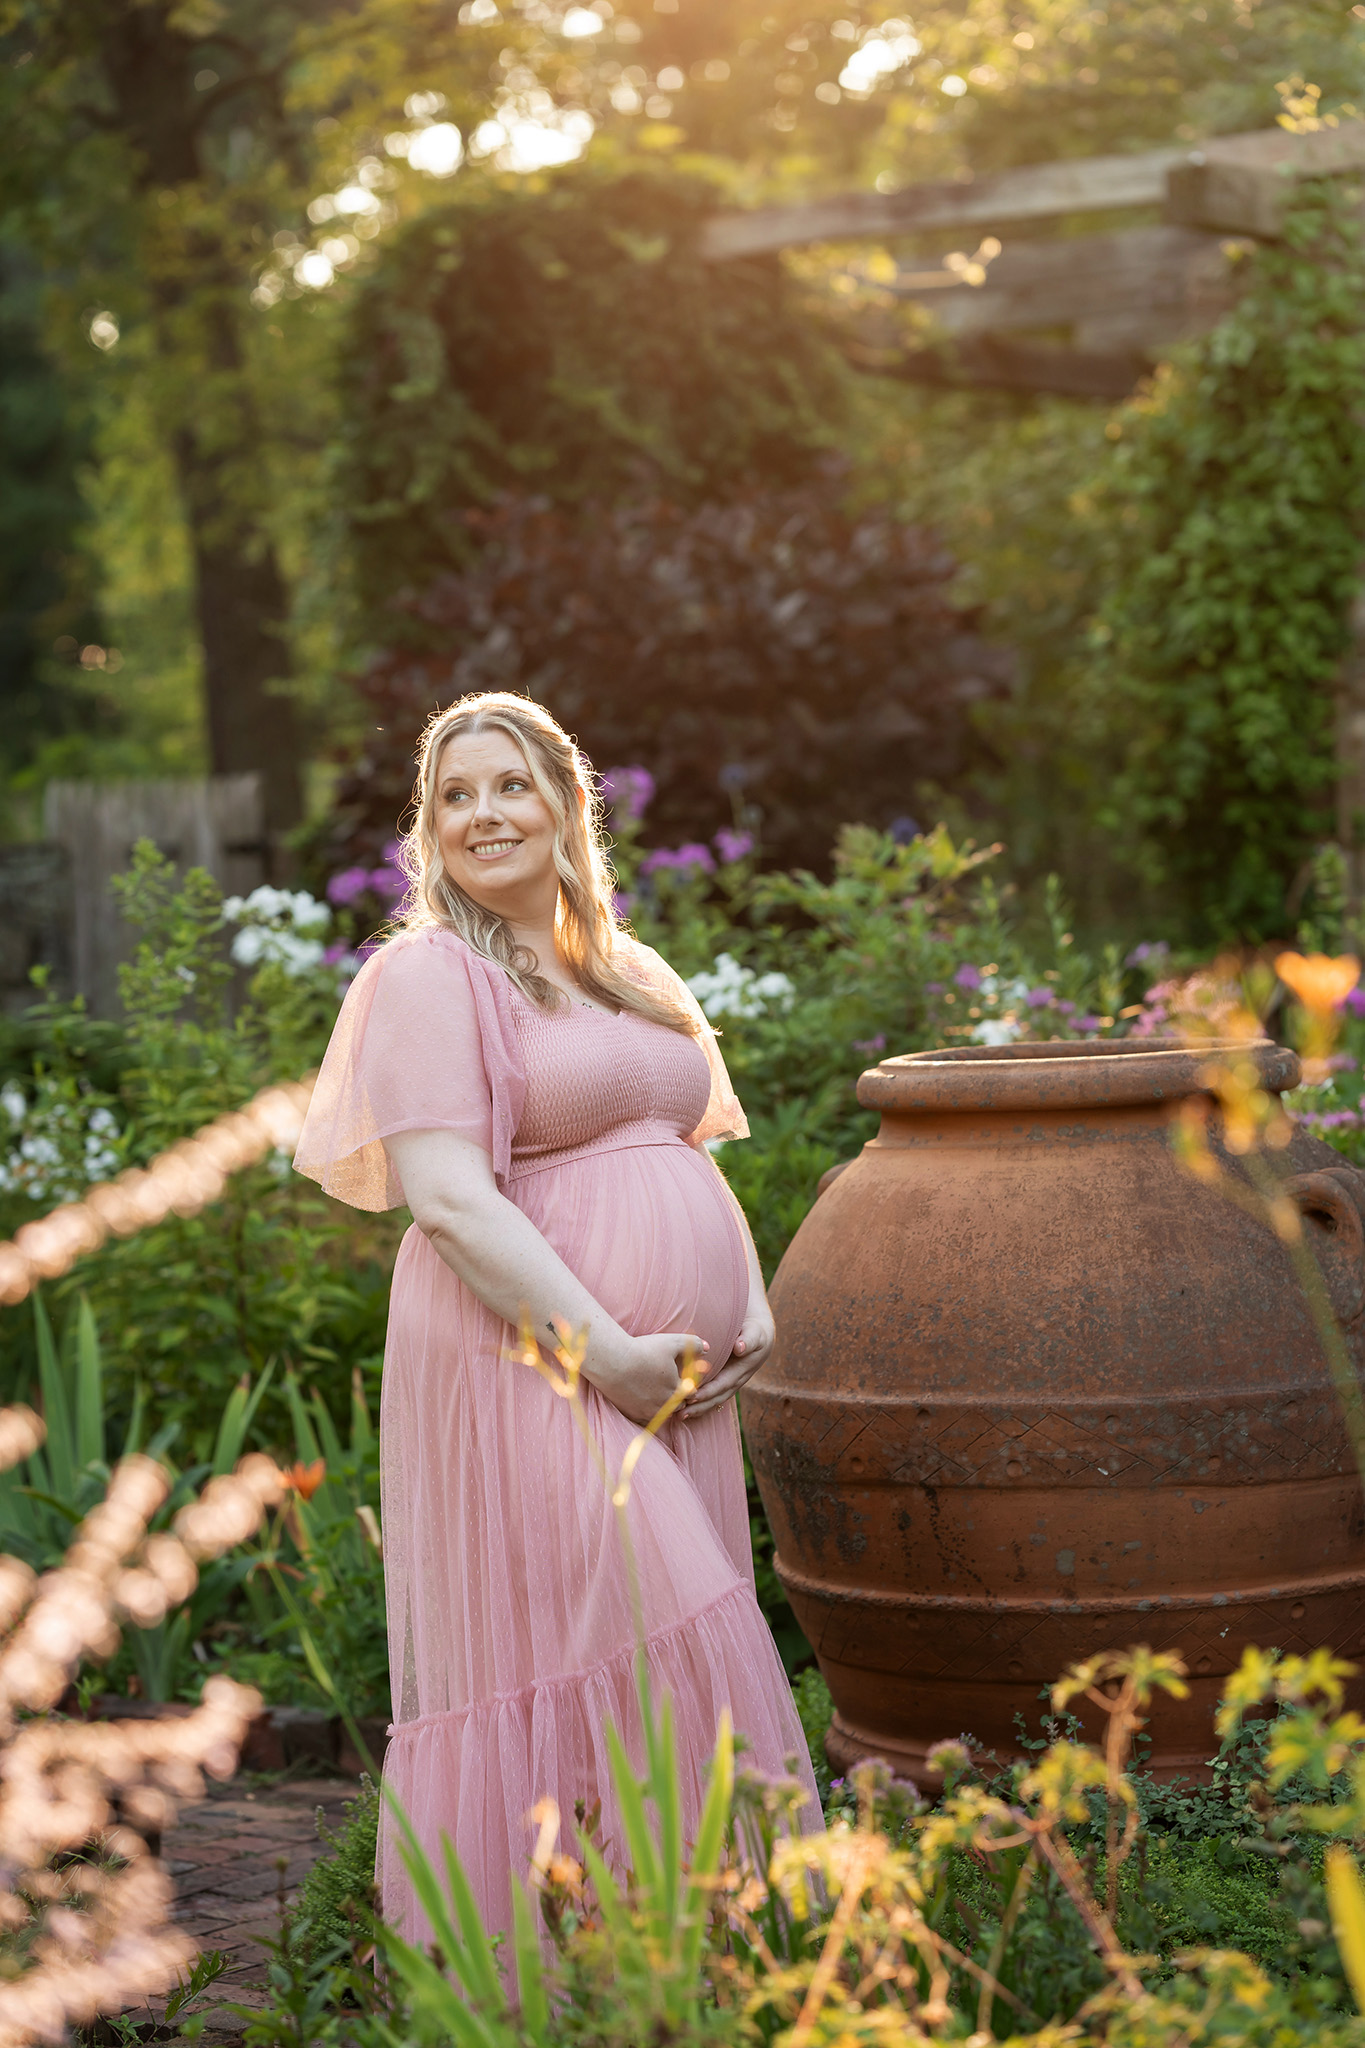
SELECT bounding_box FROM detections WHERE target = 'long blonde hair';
[397,692,695,1035]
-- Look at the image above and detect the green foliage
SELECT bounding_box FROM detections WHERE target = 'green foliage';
[246,1640,1365,2048]
[0,846,395,1449]
[288,1779,380,1969]
[223,1371,389,1720]
[337,165,847,635]
[1088,181,1365,943]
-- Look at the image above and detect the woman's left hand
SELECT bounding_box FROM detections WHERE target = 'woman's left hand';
[681,1311,775,1418]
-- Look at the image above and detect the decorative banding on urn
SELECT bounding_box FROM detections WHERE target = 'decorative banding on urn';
[741,1037,1365,1783]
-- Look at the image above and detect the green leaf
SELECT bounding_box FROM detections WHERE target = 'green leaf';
[74,1295,103,1471]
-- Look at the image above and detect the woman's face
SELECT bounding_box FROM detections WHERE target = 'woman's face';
[432,729,561,925]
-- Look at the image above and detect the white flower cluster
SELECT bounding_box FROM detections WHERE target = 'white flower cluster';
[687,953,796,1021]
[0,1084,121,1203]
[223,886,332,977]
[968,974,1032,1045]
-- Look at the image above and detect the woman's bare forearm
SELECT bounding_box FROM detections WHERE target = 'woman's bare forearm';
[423,1184,635,1377]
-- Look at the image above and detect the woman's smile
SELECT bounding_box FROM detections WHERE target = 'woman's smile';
[434,731,559,923]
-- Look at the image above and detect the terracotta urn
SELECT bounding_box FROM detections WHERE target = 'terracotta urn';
[741,1039,1365,1780]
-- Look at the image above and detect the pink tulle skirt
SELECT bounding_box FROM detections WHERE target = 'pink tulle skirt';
[376,1139,822,1942]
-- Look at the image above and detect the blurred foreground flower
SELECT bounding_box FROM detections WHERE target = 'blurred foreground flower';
[0,1411,282,2047]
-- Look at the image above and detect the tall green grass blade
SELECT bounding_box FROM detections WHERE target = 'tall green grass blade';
[509,1877,550,2045]
[308,1389,345,1469]
[439,1834,510,2016]
[73,1297,103,1471]
[380,1938,505,2048]
[605,1717,662,1914]
[577,1835,635,1951]
[350,1368,373,1455]
[284,1371,323,1464]
[212,1363,275,1476]
[680,1709,734,1980]
[124,1379,147,1459]
[646,1687,682,1931]
[34,1295,74,1506]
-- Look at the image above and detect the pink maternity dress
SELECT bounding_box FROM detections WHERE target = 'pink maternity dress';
[293,926,820,1940]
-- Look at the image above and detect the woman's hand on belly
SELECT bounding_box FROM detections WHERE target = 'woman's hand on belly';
[597,1330,712,1426]
[682,1308,775,1417]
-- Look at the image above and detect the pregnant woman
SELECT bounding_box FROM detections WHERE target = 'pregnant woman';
[294,691,819,1939]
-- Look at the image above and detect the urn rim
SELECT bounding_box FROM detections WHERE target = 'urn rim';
[856,1034,1300,1113]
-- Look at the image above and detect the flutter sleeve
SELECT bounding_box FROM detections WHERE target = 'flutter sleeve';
[293,929,526,1210]
[618,938,749,1147]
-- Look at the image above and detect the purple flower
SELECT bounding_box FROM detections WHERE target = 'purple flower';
[714,828,754,864]
[322,942,350,966]
[370,864,406,903]
[1125,940,1170,969]
[853,1034,887,1055]
[954,965,982,992]
[326,866,372,906]
[889,815,921,845]
[612,889,635,919]
[1344,990,1365,1018]
[1056,999,1077,1016]
[1025,987,1052,1010]
[925,981,944,995]
[641,843,716,877]
[1075,1015,1104,1033]
[601,764,656,822]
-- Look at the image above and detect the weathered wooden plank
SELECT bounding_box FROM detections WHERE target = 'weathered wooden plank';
[1169,124,1365,236]
[888,224,1250,348]
[867,334,1147,402]
[703,124,1365,261]
[42,774,266,1017]
[700,148,1183,260]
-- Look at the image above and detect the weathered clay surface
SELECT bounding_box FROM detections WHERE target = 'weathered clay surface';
[741,1039,1365,1781]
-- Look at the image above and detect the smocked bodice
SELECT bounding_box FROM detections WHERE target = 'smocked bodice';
[506,993,711,1179]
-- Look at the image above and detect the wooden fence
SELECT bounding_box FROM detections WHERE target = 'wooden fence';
[40,774,268,1019]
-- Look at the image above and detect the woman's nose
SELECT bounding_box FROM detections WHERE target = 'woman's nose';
[472,788,504,825]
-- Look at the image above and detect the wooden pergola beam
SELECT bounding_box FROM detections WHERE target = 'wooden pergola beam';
[702,123,1365,263]
[701,148,1183,261]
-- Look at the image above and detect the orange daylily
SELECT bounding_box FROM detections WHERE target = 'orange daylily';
[1275,951,1361,1017]
[282,1458,326,1500]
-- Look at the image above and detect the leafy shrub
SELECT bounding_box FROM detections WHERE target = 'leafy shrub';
[0,846,396,1449]
[321,482,1011,877]
[288,1778,379,1969]
[335,165,847,633]
[1088,182,1365,942]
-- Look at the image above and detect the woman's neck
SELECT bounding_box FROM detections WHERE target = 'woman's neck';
[507,912,562,979]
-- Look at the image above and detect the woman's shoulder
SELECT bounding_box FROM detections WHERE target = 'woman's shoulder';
[611,932,679,990]
[340,927,517,1039]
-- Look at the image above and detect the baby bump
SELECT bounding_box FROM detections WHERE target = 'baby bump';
[510,1142,749,1363]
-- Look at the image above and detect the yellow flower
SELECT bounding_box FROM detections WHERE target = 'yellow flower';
[1275,951,1360,1018]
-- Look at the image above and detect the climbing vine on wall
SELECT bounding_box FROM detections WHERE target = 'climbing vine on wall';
[1089,179,1365,943]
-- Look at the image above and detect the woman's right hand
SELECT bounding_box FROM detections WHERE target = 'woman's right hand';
[596,1330,709,1426]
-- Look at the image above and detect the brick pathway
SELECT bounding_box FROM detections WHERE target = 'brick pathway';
[121,1775,365,2041]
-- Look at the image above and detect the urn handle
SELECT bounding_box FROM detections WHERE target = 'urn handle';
[1287,1167,1365,1323]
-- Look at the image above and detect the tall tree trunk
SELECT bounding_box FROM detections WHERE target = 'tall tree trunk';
[174,431,303,840]
[99,1,305,842]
